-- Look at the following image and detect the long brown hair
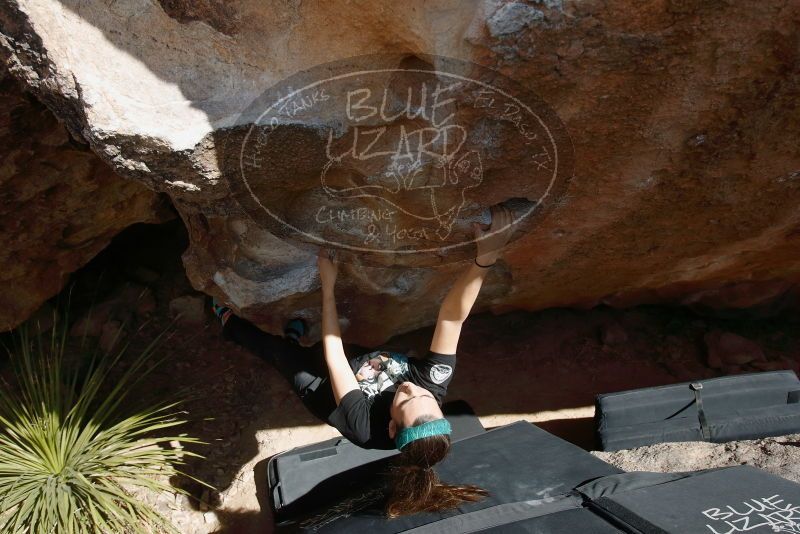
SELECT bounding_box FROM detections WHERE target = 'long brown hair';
[386,416,488,518]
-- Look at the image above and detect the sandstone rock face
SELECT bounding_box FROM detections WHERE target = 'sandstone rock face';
[2,0,799,345]
[0,67,169,331]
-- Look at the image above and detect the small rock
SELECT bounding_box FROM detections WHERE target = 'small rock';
[600,322,628,346]
[486,2,544,37]
[704,330,765,368]
[169,295,206,324]
[99,320,123,353]
[203,511,218,526]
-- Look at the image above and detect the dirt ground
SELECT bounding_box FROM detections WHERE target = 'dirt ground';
[11,222,800,534]
[593,432,800,483]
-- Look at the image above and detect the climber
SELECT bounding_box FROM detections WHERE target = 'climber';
[213,204,514,517]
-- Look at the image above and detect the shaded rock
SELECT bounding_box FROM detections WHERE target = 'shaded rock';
[157,0,239,36]
[69,309,109,339]
[125,266,161,286]
[721,364,744,375]
[0,65,170,333]
[750,360,788,372]
[600,321,628,346]
[780,357,800,374]
[664,358,708,381]
[2,1,800,346]
[98,319,123,353]
[169,295,206,324]
[661,335,686,360]
[705,330,766,367]
[69,283,154,337]
[135,288,157,317]
[705,342,723,369]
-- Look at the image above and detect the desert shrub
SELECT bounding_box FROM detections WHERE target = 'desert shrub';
[0,316,202,533]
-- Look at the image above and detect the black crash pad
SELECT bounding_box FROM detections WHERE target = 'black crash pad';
[595,370,800,451]
[477,505,625,534]
[579,465,800,534]
[287,420,622,533]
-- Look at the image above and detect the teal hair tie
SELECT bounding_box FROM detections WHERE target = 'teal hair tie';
[395,418,452,451]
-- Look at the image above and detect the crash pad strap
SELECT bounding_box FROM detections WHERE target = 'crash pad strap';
[690,382,711,441]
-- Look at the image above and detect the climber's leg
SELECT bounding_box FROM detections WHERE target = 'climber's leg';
[220,312,338,422]
[221,314,318,387]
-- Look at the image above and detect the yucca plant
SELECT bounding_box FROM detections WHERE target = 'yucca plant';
[0,312,204,533]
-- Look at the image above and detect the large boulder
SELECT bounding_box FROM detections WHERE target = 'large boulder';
[0,66,170,331]
[1,0,799,345]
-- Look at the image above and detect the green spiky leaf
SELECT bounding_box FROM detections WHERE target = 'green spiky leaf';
[0,310,205,534]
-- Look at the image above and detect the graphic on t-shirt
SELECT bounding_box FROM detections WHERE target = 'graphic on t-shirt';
[429,363,453,384]
[355,351,410,398]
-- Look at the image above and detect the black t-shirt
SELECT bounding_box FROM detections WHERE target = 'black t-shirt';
[327,349,456,449]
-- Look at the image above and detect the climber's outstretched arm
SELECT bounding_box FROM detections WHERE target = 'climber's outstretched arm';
[430,206,514,355]
[318,249,359,405]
